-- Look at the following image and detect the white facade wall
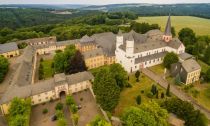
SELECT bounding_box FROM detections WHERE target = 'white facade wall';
[31,90,56,105]
[69,81,91,93]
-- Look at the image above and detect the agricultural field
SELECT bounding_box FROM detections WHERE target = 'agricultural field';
[136,16,210,36]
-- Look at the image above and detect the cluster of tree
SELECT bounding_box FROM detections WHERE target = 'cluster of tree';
[65,12,137,25]
[93,64,128,112]
[109,4,210,19]
[122,101,168,126]
[163,52,179,69]
[65,95,79,126]
[53,45,87,74]
[0,8,100,29]
[0,56,9,83]
[8,97,31,126]
[161,98,208,126]
[130,22,160,34]
[87,116,111,126]
[38,59,44,80]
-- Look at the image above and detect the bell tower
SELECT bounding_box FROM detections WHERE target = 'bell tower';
[162,14,172,42]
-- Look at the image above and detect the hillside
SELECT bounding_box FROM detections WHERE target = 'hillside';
[136,16,210,36]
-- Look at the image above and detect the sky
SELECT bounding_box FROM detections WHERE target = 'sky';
[0,0,210,5]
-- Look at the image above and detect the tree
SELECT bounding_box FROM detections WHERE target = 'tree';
[156,90,159,99]
[171,26,176,37]
[66,95,75,106]
[161,92,165,99]
[0,56,9,83]
[66,50,87,74]
[161,98,208,126]
[178,28,196,46]
[122,101,168,126]
[72,114,79,126]
[109,63,128,89]
[136,95,141,105]
[87,116,111,126]
[54,52,66,73]
[151,84,157,95]
[163,52,179,69]
[55,102,63,110]
[8,97,31,126]
[57,118,67,126]
[205,68,210,82]
[204,46,210,65]
[166,84,171,97]
[93,69,120,112]
[135,70,140,82]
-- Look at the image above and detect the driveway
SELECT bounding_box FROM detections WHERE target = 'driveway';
[73,89,103,126]
[142,68,210,120]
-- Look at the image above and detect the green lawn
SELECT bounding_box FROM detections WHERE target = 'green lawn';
[113,73,167,117]
[148,64,165,76]
[136,16,210,36]
[41,59,54,79]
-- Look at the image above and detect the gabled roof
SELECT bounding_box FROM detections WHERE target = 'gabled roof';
[182,59,201,73]
[82,48,104,59]
[0,42,18,54]
[80,35,95,43]
[164,15,172,36]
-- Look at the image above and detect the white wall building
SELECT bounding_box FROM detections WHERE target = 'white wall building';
[115,15,185,73]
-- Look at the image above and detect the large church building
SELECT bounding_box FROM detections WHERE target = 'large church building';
[115,15,185,73]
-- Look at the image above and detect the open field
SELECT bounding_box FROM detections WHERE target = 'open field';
[136,16,210,36]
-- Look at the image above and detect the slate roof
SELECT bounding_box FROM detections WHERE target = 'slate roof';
[0,71,94,104]
[82,48,104,59]
[91,32,116,56]
[19,36,57,45]
[179,53,193,61]
[119,30,182,53]
[164,15,172,36]
[135,51,167,64]
[182,59,201,73]
[80,35,95,43]
[0,42,18,54]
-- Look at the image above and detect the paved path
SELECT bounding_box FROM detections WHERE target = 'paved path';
[142,68,210,120]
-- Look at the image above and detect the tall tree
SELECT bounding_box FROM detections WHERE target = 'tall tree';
[0,56,9,83]
[66,50,87,74]
[53,52,66,73]
[109,63,128,89]
[151,84,157,95]
[166,84,171,97]
[204,46,210,65]
[135,70,140,82]
[93,69,120,112]
[171,26,176,37]
[163,52,179,69]
[178,28,196,46]
[122,101,168,126]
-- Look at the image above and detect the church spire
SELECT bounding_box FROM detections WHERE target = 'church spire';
[162,14,172,42]
[164,14,172,36]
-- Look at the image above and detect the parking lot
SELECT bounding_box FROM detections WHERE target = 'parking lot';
[73,89,103,126]
[30,99,72,126]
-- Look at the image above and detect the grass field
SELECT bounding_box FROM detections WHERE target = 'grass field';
[113,73,167,117]
[136,16,210,36]
[41,59,54,79]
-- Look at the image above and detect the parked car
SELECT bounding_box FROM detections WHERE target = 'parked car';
[51,115,57,121]
[77,104,82,109]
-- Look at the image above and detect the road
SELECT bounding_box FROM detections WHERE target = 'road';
[141,68,210,120]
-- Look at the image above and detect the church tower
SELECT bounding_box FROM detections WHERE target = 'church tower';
[116,30,124,48]
[162,15,172,42]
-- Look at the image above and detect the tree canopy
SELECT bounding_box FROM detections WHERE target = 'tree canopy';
[87,116,111,126]
[0,55,9,83]
[122,101,168,126]
[163,52,179,69]
[178,28,196,47]
[93,68,120,112]
[161,98,208,126]
[8,97,31,126]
